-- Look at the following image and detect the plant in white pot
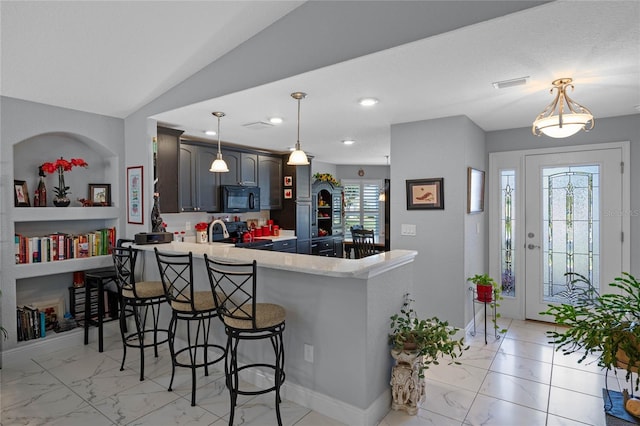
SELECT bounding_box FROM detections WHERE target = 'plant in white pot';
[388,293,468,415]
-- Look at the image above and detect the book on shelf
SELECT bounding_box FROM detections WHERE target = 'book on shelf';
[16,305,46,341]
[14,227,116,265]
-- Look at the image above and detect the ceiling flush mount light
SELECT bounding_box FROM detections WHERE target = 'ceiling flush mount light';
[342,139,355,145]
[209,112,229,173]
[532,78,594,138]
[204,130,216,136]
[287,92,310,166]
[358,97,379,107]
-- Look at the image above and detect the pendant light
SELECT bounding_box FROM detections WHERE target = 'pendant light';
[209,112,229,172]
[532,78,594,138]
[287,92,310,165]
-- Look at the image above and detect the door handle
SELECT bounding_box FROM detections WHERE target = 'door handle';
[527,243,540,249]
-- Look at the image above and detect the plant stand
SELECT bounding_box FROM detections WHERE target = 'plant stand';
[469,286,501,344]
[390,349,425,415]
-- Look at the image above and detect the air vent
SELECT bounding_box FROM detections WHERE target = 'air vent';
[492,76,529,89]
[242,121,274,130]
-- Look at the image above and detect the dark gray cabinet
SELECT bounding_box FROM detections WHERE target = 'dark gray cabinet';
[270,157,312,254]
[179,142,219,212]
[156,127,183,213]
[310,236,343,257]
[220,149,258,187]
[273,239,296,253]
[258,155,282,210]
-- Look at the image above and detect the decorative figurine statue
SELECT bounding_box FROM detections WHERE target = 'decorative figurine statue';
[151,193,166,232]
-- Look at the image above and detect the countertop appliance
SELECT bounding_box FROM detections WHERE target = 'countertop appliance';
[221,185,260,213]
[134,232,173,245]
[209,221,273,250]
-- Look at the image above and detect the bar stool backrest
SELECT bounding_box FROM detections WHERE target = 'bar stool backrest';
[112,245,138,296]
[154,248,196,311]
[352,228,376,259]
[204,255,258,329]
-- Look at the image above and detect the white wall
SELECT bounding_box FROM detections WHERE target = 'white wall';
[390,115,485,328]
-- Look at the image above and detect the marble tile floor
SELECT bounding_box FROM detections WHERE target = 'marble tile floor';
[0,317,626,425]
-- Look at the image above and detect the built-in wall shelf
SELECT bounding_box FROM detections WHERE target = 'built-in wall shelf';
[13,207,119,223]
[14,255,113,279]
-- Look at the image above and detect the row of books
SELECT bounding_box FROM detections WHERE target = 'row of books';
[16,306,48,341]
[14,227,116,264]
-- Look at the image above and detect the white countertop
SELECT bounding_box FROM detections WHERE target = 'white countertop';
[134,241,417,279]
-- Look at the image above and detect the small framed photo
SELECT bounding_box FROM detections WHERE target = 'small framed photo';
[88,183,111,206]
[284,188,293,199]
[467,167,485,214]
[406,178,444,210]
[14,180,30,207]
[284,176,293,187]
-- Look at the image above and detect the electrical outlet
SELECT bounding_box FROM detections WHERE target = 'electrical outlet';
[304,344,314,363]
[185,221,191,230]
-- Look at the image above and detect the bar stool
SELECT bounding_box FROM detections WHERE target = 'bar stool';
[83,267,119,352]
[154,248,226,406]
[203,255,286,425]
[112,244,169,381]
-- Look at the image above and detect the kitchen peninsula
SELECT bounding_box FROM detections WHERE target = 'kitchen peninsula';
[134,241,417,425]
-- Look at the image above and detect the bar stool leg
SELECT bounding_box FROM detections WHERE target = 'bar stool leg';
[167,313,178,393]
[133,305,145,381]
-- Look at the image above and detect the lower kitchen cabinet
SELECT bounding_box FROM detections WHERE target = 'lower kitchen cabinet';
[311,236,343,257]
[273,239,296,253]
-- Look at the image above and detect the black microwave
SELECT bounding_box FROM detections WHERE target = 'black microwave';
[221,185,261,213]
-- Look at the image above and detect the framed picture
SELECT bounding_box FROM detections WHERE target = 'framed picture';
[284,188,293,199]
[31,297,65,331]
[88,183,111,206]
[14,180,30,207]
[467,167,485,214]
[406,178,444,210]
[127,166,143,224]
[284,176,293,187]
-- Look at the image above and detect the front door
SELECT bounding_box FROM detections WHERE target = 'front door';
[523,147,625,321]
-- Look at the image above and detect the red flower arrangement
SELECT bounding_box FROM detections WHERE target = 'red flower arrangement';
[41,157,88,202]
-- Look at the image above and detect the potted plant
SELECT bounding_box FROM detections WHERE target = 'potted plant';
[541,272,640,413]
[468,273,497,302]
[467,274,506,334]
[388,293,467,414]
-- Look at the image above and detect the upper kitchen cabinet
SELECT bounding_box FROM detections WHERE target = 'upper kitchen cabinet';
[258,155,282,210]
[179,142,220,212]
[156,127,183,213]
[220,149,258,186]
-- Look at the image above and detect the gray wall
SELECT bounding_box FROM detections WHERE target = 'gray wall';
[487,114,640,277]
[390,115,485,328]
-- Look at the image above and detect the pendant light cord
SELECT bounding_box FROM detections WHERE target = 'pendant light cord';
[297,97,301,149]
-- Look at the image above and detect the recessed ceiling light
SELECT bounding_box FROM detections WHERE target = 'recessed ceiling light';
[342,139,355,145]
[204,130,216,136]
[269,117,283,124]
[358,97,379,106]
[288,147,295,152]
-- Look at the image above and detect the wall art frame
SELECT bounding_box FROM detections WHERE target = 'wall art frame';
[467,167,485,214]
[127,166,143,224]
[88,183,111,206]
[14,179,30,207]
[406,178,444,210]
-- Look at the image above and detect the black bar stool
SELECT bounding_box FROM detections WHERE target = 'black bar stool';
[204,255,286,425]
[112,244,169,381]
[83,267,119,352]
[154,248,226,406]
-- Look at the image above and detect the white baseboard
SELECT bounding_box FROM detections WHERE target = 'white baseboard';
[237,362,390,426]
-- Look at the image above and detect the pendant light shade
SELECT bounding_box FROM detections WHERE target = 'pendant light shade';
[210,112,229,172]
[532,78,594,138]
[287,92,310,166]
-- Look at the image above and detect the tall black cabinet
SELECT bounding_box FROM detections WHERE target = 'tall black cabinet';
[270,157,312,254]
[311,181,344,257]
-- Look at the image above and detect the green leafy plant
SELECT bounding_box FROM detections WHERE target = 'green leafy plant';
[389,293,468,378]
[541,272,640,390]
[467,274,506,333]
